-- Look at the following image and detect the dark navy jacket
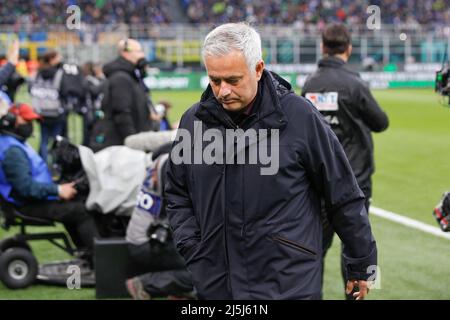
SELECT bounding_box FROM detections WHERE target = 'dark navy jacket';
[102,57,156,143]
[302,57,389,193]
[165,70,377,299]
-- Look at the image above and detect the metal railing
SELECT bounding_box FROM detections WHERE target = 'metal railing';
[1,23,449,68]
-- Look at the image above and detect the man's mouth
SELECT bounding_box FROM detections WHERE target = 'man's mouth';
[221,99,237,104]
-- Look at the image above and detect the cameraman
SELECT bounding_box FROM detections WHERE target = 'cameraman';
[0,103,99,265]
[125,145,194,300]
[302,23,389,298]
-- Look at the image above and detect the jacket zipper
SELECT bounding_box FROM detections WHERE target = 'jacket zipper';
[223,159,233,295]
[272,235,317,257]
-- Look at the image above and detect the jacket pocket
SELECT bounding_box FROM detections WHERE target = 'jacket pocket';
[271,235,317,258]
[181,237,202,263]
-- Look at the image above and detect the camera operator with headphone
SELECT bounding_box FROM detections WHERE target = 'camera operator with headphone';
[0,98,99,266]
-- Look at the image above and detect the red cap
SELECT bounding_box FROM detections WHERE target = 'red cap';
[9,104,41,121]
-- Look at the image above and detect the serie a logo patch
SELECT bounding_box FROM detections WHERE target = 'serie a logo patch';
[305,92,339,111]
[136,190,162,217]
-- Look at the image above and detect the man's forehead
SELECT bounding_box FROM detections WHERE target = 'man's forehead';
[207,70,244,79]
[205,51,247,78]
[204,50,245,63]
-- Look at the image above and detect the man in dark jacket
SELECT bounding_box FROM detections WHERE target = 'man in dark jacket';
[98,38,157,149]
[165,23,377,300]
[301,24,388,297]
[0,104,99,263]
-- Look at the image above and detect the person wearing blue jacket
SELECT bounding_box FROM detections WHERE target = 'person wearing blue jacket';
[0,103,99,262]
[165,23,377,300]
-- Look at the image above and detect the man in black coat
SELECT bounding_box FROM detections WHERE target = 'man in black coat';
[165,23,377,300]
[100,38,157,147]
[301,23,388,297]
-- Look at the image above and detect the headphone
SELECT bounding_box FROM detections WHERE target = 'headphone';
[0,104,21,132]
[122,38,130,52]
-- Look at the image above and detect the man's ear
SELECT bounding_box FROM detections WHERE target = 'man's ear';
[346,45,353,59]
[255,60,265,81]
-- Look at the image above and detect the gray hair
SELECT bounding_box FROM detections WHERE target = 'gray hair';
[202,23,262,72]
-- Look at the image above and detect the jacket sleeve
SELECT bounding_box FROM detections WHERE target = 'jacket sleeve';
[357,82,389,132]
[0,62,15,87]
[300,107,377,281]
[2,147,59,201]
[109,74,137,139]
[300,76,312,97]
[164,117,201,263]
[83,77,104,98]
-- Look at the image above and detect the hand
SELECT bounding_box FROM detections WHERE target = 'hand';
[346,280,370,300]
[7,39,19,65]
[58,182,77,200]
[150,111,162,122]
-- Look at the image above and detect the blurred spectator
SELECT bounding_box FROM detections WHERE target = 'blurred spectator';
[1,70,25,103]
[362,56,377,71]
[89,38,158,151]
[81,61,105,146]
[29,50,66,163]
[154,100,173,131]
[0,40,19,88]
[0,41,25,103]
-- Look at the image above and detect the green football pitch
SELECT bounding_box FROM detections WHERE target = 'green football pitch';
[0,88,449,299]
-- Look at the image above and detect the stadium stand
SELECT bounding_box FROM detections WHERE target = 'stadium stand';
[182,0,450,26]
[0,0,173,26]
[0,0,448,26]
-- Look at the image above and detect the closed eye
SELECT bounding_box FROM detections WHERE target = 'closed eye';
[210,77,221,86]
[209,76,242,86]
[226,78,240,85]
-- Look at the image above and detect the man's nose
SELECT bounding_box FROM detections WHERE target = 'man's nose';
[219,82,231,98]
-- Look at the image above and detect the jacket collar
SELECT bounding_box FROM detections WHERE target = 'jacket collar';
[318,56,347,68]
[103,56,138,80]
[195,70,290,131]
[0,131,26,143]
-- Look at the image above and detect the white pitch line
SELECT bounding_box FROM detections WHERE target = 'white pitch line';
[370,206,450,240]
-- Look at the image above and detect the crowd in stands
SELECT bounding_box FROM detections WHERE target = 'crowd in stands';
[0,0,172,26]
[182,0,450,26]
[0,0,448,27]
